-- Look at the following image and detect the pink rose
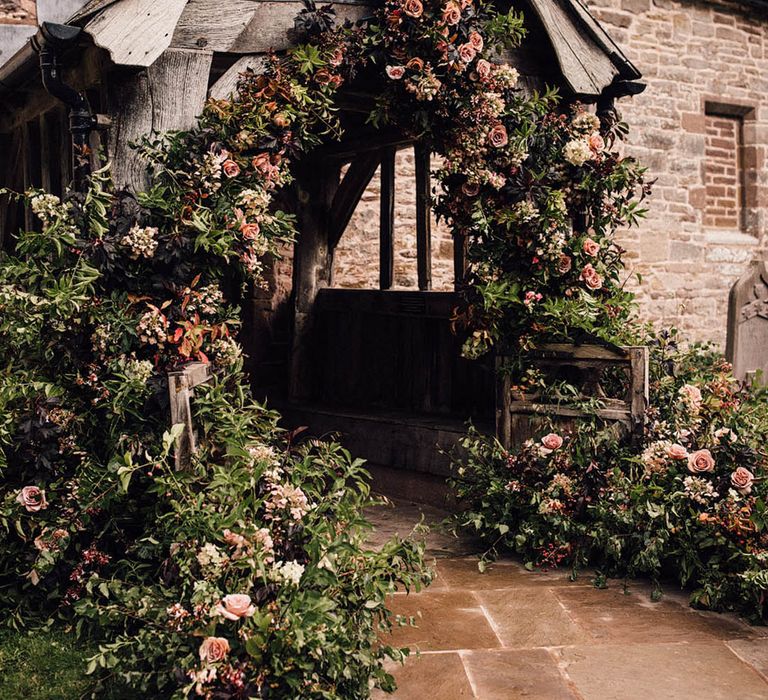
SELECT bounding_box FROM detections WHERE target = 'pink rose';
[16,486,47,513]
[731,467,754,495]
[199,636,230,663]
[329,47,344,67]
[588,133,605,152]
[558,254,572,274]
[385,65,405,80]
[488,124,508,148]
[580,264,603,290]
[666,444,688,460]
[541,433,563,451]
[252,153,271,173]
[222,160,240,178]
[216,594,256,621]
[687,449,715,474]
[582,237,600,257]
[679,384,702,410]
[442,2,461,25]
[476,59,492,80]
[403,0,423,18]
[458,43,476,64]
[240,222,261,239]
[468,31,484,52]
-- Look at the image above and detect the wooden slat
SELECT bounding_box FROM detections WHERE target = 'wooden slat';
[526,0,619,96]
[108,48,213,191]
[327,151,380,251]
[379,146,395,290]
[84,0,188,68]
[414,143,432,291]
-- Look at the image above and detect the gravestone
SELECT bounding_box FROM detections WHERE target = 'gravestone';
[726,260,768,383]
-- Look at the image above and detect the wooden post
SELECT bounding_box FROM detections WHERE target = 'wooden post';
[168,362,212,470]
[289,160,340,401]
[108,48,213,192]
[414,143,432,291]
[453,232,466,290]
[379,146,395,290]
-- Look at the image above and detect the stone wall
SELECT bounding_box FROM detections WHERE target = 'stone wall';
[332,0,768,347]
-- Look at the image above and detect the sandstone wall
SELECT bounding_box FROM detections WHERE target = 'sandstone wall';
[333,0,768,347]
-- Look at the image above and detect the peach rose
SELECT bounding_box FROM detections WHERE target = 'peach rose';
[588,133,605,152]
[222,160,240,178]
[252,153,271,172]
[442,1,461,25]
[488,124,508,148]
[403,0,423,18]
[406,57,424,71]
[199,636,230,663]
[666,443,688,460]
[687,449,715,474]
[541,433,563,451]
[314,70,332,85]
[385,65,405,80]
[16,486,47,513]
[468,31,484,52]
[582,237,600,257]
[679,384,702,410]
[731,467,754,495]
[476,59,492,80]
[329,47,344,67]
[240,222,261,239]
[272,112,290,128]
[558,254,572,274]
[216,594,256,621]
[458,43,476,64]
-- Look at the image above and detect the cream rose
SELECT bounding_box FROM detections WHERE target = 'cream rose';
[199,636,230,663]
[541,433,563,451]
[488,124,508,148]
[582,237,600,257]
[385,65,406,80]
[679,384,703,410]
[588,133,605,152]
[216,594,256,621]
[687,449,715,474]
[731,467,754,495]
[403,0,423,18]
[16,486,48,513]
[222,160,240,178]
[240,222,261,239]
[666,443,688,460]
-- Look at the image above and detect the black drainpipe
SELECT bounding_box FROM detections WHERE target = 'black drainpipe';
[32,22,95,193]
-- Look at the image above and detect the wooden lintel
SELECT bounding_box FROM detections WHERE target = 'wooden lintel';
[379,146,395,290]
[415,143,432,291]
[318,130,413,160]
[327,151,380,251]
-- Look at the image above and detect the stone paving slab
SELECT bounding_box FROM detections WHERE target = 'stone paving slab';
[369,499,768,699]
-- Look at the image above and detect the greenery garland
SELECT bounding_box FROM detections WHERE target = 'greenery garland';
[6,0,759,698]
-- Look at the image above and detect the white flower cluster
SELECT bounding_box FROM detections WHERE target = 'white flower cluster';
[30,193,66,222]
[641,440,672,476]
[571,112,601,134]
[274,560,305,586]
[239,188,271,216]
[91,324,113,358]
[248,443,279,466]
[121,225,159,259]
[513,200,539,224]
[265,481,312,522]
[494,64,519,89]
[682,476,719,505]
[118,356,154,384]
[197,543,229,575]
[136,310,167,346]
[196,284,224,315]
[212,336,242,367]
[563,139,593,167]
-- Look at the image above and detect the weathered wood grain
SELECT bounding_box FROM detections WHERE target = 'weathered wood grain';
[208,55,266,100]
[172,0,374,54]
[107,47,212,191]
[84,0,188,67]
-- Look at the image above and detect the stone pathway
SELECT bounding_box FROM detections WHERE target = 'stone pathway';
[367,499,768,700]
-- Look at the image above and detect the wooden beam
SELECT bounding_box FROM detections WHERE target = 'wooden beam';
[317,129,412,160]
[414,143,432,291]
[379,146,395,290]
[208,55,266,100]
[453,232,466,290]
[327,151,380,251]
